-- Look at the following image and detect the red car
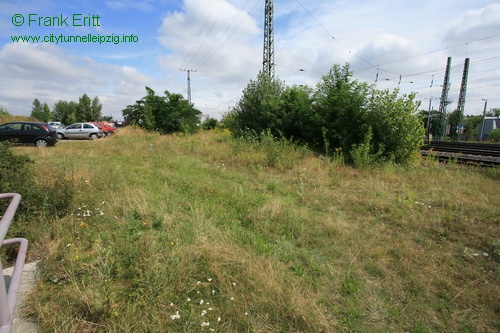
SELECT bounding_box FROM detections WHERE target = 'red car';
[92,122,116,136]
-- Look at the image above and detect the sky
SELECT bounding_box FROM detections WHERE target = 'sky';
[0,0,499,121]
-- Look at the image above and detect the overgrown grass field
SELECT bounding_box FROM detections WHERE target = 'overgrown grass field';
[6,127,500,332]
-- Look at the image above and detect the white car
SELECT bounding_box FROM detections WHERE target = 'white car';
[57,123,104,140]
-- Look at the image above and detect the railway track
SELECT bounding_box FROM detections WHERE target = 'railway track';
[421,141,500,167]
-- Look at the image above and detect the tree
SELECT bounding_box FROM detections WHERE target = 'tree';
[280,85,319,147]
[122,87,201,134]
[53,100,77,125]
[160,91,201,133]
[229,63,425,166]
[201,117,219,130]
[90,96,103,121]
[363,89,424,164]
[462,115,482,141]
[447,109,461,141]
[313,64,371,153]
[231,71,285,137]
[30,98,44,120]
[0,105,10,117]
[486,108,500,117]
[417,108,443,141]
[77,94,92,122]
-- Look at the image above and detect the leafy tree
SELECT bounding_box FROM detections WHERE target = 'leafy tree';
[418,109,442,141]
[30,99,52,122]
[201,117,219,130]
[462,115,482,141]
[280,85,319,147]
[486,108,500,117]
[231,71,285,137]
[447,109,462,141]
[313,64,371,153]
[77,93,92,122]
[122,87,201,133]
[160,91,201,133]
[53,100,77,125]
[0,105,10,117]
[30,98,44,120]
[90,96,103,121]
[41,103,52,122]
[363,89,424,164]
[230,63,425,166]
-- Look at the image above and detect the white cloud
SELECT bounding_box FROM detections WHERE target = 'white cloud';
[0,43,155,119]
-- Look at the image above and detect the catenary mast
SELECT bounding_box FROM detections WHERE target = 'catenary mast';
[263,0,275,79]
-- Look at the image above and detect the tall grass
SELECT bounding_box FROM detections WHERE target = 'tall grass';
[5,127,499,332]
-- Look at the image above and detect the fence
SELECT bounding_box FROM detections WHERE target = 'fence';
[0,193,28,333]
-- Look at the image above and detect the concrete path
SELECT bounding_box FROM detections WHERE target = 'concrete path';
[3,261,41,333]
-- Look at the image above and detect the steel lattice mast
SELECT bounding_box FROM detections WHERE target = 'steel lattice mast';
[438,57,452,140]
[263,0,275,79]
[455,58,470,140]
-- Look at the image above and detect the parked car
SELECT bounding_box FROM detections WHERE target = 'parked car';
[101,122,118,135]
[48,122,65,129]
[0,121,58,147]
[92,122,115,136]
[57,123,104,140]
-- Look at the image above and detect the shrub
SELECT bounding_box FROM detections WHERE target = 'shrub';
[0,142,75,219]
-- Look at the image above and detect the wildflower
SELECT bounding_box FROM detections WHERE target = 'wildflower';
[66,243,72,247]
[170,241,175,246]
[170,302,174,306]
[170,311,180,320]
[187,297,191,302]
[74,255,79,260]
[199,299,204,305]
[217,317,221,322]
[201,322,210,327]
[211,290,216,295]
[201,310,207,316]
[207,278,212,282]
[197,281,202,285]
[232,282,236,286]
[230,297,234,301]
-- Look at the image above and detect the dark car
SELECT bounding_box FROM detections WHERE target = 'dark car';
[0,121,58,147]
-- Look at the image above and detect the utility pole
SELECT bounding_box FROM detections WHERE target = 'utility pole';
[438,57,452,141]
[180,68,196,105]
[263,0,275,79]
[455,58,470,141]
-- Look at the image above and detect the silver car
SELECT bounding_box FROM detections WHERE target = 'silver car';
[57,123,104,140]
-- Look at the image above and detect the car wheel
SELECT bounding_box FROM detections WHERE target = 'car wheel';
[90,133,98,140]
[57,133,64,140]
[35,139,49,147]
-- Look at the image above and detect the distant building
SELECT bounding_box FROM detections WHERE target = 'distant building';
[476,117,500,140]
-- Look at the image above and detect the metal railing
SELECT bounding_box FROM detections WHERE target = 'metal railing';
[0,193,28,333]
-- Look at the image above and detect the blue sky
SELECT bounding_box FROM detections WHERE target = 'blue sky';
[1,0,499,120]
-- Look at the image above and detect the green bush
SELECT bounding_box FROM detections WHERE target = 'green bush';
[487,128,500,142]
[0,142,75,219]
[231,64,424,166]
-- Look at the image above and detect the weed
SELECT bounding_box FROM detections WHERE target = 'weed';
[10,127,500,333]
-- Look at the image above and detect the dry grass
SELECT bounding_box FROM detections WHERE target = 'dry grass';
[9,127,499,332]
